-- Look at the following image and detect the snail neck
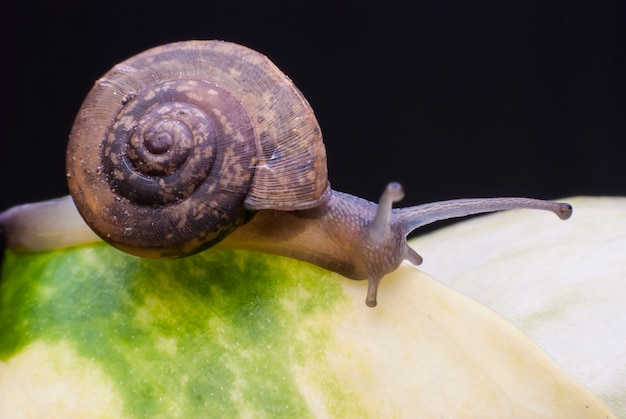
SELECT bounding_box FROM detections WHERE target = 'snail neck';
[218,190,382,280]
[218,188,417,307]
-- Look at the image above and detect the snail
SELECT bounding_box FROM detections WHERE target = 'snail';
[0,40,572,307]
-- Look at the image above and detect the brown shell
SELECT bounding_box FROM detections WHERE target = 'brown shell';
[66,40,328,258]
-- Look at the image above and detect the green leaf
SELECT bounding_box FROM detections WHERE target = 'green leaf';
[0,230,616,417]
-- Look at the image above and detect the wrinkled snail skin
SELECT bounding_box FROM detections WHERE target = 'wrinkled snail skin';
[218,187,571,307]
[0,40,573,307]
[217,186,419,307]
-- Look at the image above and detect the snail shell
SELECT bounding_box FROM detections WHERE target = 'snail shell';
[66,41,328,258]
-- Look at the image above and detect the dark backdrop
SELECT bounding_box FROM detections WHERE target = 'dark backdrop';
[1,0,624,233]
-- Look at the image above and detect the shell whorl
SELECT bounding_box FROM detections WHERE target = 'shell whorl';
[66,40,328,258]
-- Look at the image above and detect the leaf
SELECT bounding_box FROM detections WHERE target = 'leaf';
[410,196,626,416]
[0,239,615,417]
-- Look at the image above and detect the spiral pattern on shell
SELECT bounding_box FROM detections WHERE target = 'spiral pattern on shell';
[66,41,328,258]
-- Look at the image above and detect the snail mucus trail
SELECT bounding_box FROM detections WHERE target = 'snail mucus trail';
[0,40,572,307]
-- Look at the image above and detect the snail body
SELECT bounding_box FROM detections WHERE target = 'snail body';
[0,41,572,307]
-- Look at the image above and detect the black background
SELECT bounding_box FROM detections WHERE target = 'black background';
[1,0,624,232]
